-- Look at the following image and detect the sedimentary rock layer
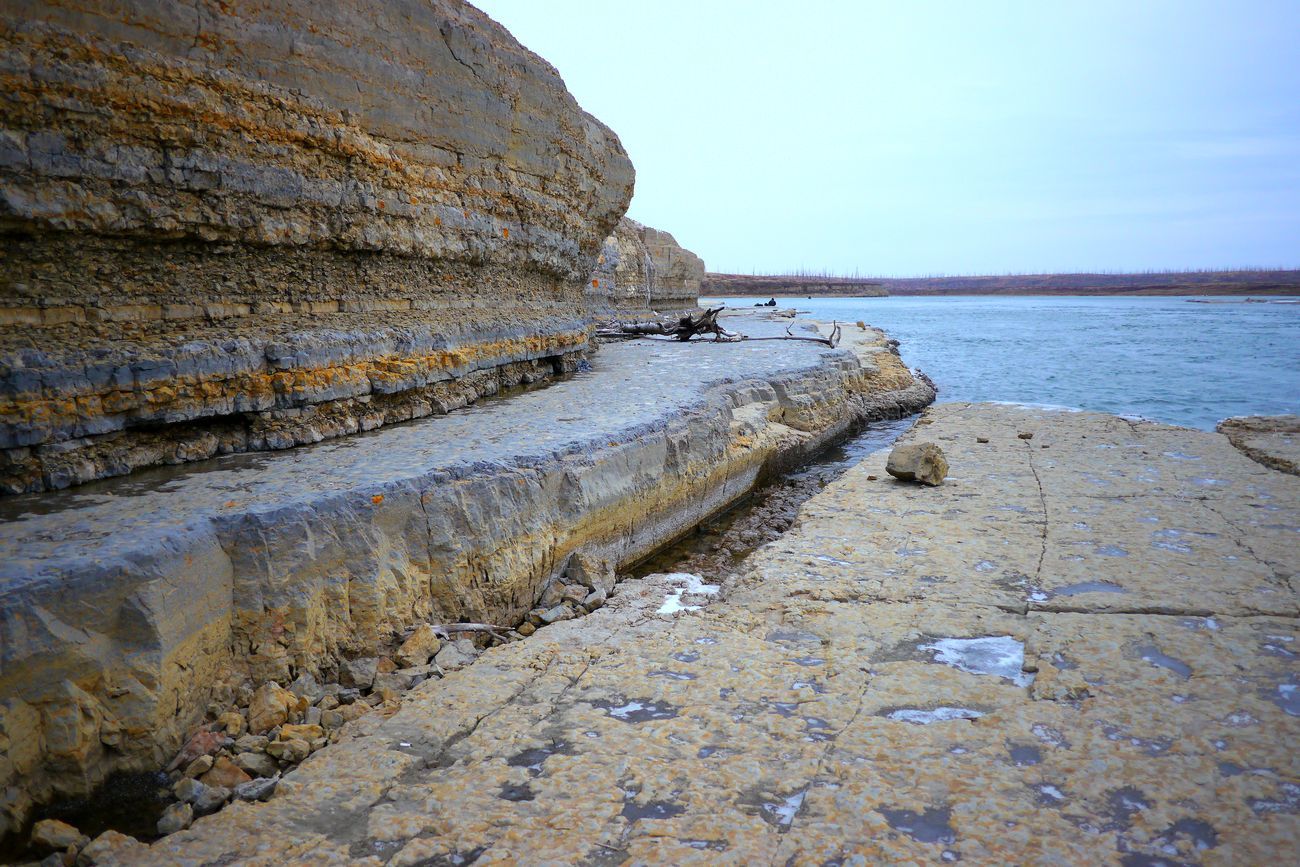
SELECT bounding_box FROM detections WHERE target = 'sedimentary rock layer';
[590,218,705,314]
[0,313,932,835]
[121,403,1298,865]
[0,0,635,492]
[1218,415,1300,475]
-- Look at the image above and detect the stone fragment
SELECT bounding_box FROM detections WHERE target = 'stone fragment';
[303,706,322,727]
[320,710,345,731]
[76,830,146,865]
[1018,431,1034,439]
[288,673,323,703]
[373,671,414,692]
[885,442,949,486]
[340,658,379,689]
[566,553,617,595]
[266,739,310,763]
[191,785,230,817]
[317,695,340,711]
[376,657,397,674]
[215,712,245,737]
[233,751,278,778]
[561,584,588,606]
[336,688,362,704]
[278,724,324,742]
[433,639,479,671]
[30,818,88,853]
[172,777,205,803]
[584,588,608,610]
[517,622,536,637]
[166,729,225,771]
[396,624,443,668]
[183,755,214,778]
[247,683,297,734]
[337,703,371,724]
[539,605,574,625]
[233,735,269,753]
[233,776,279,802]
[199,756,251,789]
[976,436,989,443]
[156,802,192,836]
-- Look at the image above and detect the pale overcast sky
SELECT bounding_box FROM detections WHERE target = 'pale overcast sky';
[473,1,1299,276]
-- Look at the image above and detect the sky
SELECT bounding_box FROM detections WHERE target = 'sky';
[473,1,1300,276]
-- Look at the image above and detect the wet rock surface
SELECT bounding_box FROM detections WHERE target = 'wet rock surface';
[114,403,1298,864]
[0,312,932,834]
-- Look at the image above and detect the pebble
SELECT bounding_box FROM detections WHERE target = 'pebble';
[233,751,278,778]
[156,802,193,836]
[183,754,214,778]
[233,776,279,802]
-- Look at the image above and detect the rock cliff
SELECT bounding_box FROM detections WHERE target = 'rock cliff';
[0,0,635,493]
[589,218,705,314]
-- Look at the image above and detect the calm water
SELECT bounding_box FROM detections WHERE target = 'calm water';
[706,296,1300,430]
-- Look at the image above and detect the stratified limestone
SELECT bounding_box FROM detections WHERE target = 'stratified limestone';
[0,0,635,493]
[1218,415,1300,475]
[123,403,1297,866]
[589,218,705,314]
[0,313,932,837]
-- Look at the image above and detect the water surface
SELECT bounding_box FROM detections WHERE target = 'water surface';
[707,296,1299,430]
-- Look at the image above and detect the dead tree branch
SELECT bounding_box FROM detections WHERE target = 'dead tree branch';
[596,307,840,347]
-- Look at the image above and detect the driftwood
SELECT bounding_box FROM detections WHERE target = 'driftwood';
[404,622,515,644]
[597,306,841,348]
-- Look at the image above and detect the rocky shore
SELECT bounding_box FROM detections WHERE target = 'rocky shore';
[0,311,934,847]
[37,402,1290,865]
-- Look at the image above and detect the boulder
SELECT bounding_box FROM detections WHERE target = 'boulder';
[76,830,147,865]
[233,752,279,779]
[29,818,88,853]
[199,756,252,790]
[396,625,444,668]
[885,442,949,486]
[433,639,479,671]
[340,658,379,690]
[247,683,298,734]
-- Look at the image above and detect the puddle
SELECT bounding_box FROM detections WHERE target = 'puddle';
[919,636,1034,687]
[670,650,701,662]
[498,783,535,801]
[621,799,685,822]
[1031,723,1070,749]
[646,669,697,681]
[681,839,728,851]
[595,698,679,723]
[1269,682,1299,716]
[1106,786,1151,830]
[1033,784,1067,806]
[802,717,835,742]
[877,805,955,844]
[1160,817,1219,851]
[883,707,984,725]
[1094,544,1129,557]
[1007,743,1042,766]
[792,656,825,667]
[1135,645,1193,678]
[766,629,822,644]
[506,741,574,775]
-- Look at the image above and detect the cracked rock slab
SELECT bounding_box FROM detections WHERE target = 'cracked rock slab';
[91,404,1300,864]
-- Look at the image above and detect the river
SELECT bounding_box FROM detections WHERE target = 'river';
[705,295,1300,430]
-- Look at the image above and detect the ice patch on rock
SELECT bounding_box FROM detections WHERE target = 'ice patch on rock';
[886,707,984,725]
[921,636,1034,687]
[657,572,718,615]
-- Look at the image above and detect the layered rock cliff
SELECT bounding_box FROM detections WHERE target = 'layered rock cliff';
[0,0,635,493]
[589,218,705,314]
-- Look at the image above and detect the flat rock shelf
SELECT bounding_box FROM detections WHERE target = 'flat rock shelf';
[103,402,1297,865]
[0,311,933,829]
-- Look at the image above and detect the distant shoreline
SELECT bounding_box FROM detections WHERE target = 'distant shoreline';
[704,269,1300,297]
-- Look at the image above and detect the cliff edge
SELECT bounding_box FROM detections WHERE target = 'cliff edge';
[0,0,635,493]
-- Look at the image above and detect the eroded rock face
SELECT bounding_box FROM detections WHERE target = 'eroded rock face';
[0,0,634,493]
[0,313,933,838]
[589,218,705,314]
